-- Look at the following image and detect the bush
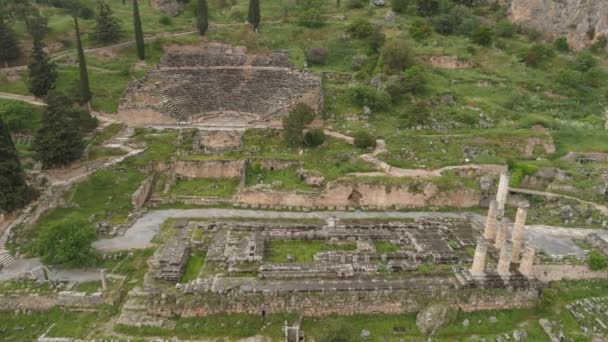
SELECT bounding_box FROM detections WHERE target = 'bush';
[346,0,367,9]
[403,65,427,94]
[282,104,316,146]
[159,16,172,25]
[383,76,405,103]
[409,19,432,42]
[353,130,376,149]
[347,85,391,111]
[36,215,97,268]
[590,35,607,53]
[368,27,386,53]
[509,161,539,187]
[416,0,439,16]
[351,54,368,71]
[392,0,409,13]
[432,5,477,36]
[402,101,430,128]
[494,20,515,38]
[297,0,324,28]
[380,39,413,74]
[303,128,325,147]
[573,50,597,72]
[553,37,569,52]
[472,26,493,46]
[306,47,328,65]
[521,44,554,68]
[589,251,608,271]
[347,18,374,39]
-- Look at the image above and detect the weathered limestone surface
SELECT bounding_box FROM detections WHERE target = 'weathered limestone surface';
[509,0,608,50]
[132,174,155,210]
[175,160,245,179]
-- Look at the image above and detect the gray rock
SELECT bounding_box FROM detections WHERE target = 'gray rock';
[416,304,454,336]
[360,329,371,338]
[489,316,498,324]
[371,0,386,6]
[463,319,470,328]
[384,10,396,23]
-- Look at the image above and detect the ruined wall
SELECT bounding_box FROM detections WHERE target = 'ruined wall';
[174,160,245,179]
[175,286,537,317]
[132,174,155,210]
[0,294,58,311]
[509,0,608,50]
[235,182,481,210]
[57,291,106,308]
[532,265,608,282]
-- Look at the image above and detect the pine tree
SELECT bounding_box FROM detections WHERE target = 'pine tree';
[133,0,145,60]
[248,0,260,32]
[0,115,34,213]
[74,16,91,103]
[27,18,57,98]
[197,0,208,36]
[34,93,86,169]
[93,1,123,44]
[0,17,21,67]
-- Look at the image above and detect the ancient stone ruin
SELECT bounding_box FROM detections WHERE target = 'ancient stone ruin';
[119,44,322,128]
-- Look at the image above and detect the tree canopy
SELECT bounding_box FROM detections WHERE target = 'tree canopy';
[36,214,97,267]
[0,115,34,213]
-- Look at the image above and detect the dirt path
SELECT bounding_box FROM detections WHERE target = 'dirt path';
[0,92,45,106]
[510,187,608,215]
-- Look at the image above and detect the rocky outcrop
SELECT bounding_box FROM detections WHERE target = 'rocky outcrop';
[150,0,184,17]
[509,0,608,50]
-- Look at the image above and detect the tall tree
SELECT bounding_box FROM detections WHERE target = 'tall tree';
[27,17,57,98]
[0,115,34,213]
[197,0,208,36]
[74,16,91,103]
[247,0,260,32]
[34,93,86,168]
[133,0,145,60]
[0,17,21,67]
[92,0,123,44]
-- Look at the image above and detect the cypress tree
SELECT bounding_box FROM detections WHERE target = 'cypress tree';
[0,115,34,213]
[133,0,145,60]
[74,16,91,103]
[34,93,86,169]
[0,17,21,67]
[27,18,57,98]
[248,0,260,32]
[197,0,208,36]
[93,1,123,44]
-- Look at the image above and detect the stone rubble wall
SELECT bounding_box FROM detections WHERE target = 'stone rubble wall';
[57,291,106,308]
[532,265,608,282]
[131,174,155,211]
[0,294,58,311]
[174,159,245,179]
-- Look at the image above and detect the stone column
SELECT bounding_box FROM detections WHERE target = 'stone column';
[519,244,536,277]
[497,241,512,276]
[483,200,499,241]
[496,173,509,217]
[511,202,529,263]
[494,221,507,250]
[470,239,488,276]
[101,269,107,291]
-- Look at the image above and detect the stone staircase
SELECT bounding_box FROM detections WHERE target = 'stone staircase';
[0,221,15,268]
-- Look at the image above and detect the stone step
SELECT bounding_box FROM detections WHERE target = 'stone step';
[0,252,15,266]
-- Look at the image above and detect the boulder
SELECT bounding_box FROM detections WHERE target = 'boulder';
[416,304,454,336]
[150,0,184,16]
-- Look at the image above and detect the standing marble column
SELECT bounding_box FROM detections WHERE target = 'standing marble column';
[519,244,536,277]
[496,173,509,217]
[483,200,499,241]
[497,241,513,276]
[471,239,488,276]
[511,202,529,263]
[494,221,507,250]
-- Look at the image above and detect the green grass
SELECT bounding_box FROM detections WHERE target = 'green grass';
[265,240,356,263]
[170,178,240,197]
[0,308,102,341]
[246,166,312,191]
[0,99,43,134]
[180,253,205,283]
[375,241,401,253]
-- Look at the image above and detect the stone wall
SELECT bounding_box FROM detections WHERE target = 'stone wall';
[132,174,155,211]
[57,291,106,308]
[0,294,58,311]
[175,286,537,317]
[235,182,481,210]
[532,265,608,282]
[174,160,245,179]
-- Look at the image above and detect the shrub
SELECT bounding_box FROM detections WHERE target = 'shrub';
[392,0,409,14]
[553,37,569,52]
[590,35,607,53]
[36,215,97,268]
[472,26,493,46]
[432,5,477,36]
[282,103,316,146]
[494,20,515,38]
[380,39,413,74]
[409,19,432,42]
[353,130,376,149]
[521,44,554,68]
[589,251,608,271]
[347,85,391,111]
[383,75,404,103]
[416,0,439,16]
[306,47,328,65]
[573,50,597,72]
[347,18,374,39]
[403,65,427,94]
[303,128,325,147]
[351,54,368,71]
[159,16,172,25]
[346,0,367,9]
[509,161,539,187]
[402,101,430,128]
[297,0,324,28]
[369,27,386,53]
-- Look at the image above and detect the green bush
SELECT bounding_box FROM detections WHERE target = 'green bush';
[589,251,608,271]
[553,37,569,52]
[159,16,172,25]
[297,0,324,28]
[472,26,493,46]
[346,0,367,9]
[572,50,597,72]
[36,215,97,268]
[508,161,539,187]
[392,0,410,14]
[353,130,377,149]
[346,18,374,39]
[282,103,316,146]
[521,44,554,68]
[432,5,478,36]
[494,20,516,38]
[403,65,427,94]
[347,85,391,111]
[401,101,430,128]
[409,19,432,41]
[416,0,439,16]
[380,39,414,74]
[590,35,607,53]
[303,128,326,147]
